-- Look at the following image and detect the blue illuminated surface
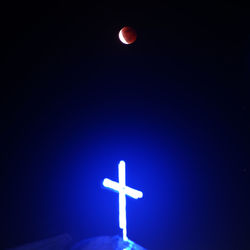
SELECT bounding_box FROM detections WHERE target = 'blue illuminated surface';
[102,160,143,242]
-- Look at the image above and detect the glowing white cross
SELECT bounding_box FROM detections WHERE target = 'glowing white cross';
[103,160,143,241]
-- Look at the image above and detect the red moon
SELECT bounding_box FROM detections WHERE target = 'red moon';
[118,26,137,45]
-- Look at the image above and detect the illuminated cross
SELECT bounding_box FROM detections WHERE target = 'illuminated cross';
[103,160,143,241]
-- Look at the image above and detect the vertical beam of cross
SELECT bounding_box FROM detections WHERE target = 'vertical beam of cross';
[118,160,127,238]
[103,160,143,241]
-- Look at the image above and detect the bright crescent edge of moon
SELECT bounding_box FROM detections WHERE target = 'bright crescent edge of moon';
[119,30,129,44]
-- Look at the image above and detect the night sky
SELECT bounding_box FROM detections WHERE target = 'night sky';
[1,1,250,249]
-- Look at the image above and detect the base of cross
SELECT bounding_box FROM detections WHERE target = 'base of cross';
[119,227,128,242]
[72,235,146,250]
[9,233,146,250]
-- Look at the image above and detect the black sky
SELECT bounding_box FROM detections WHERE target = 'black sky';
[1,1,250,249]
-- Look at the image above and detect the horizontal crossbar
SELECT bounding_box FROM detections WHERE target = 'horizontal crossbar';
[103,178,143,199]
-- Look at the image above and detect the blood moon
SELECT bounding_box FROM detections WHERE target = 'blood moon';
[118,26,137,45]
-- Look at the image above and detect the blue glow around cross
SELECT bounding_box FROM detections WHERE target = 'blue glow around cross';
[103,160,143,241]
